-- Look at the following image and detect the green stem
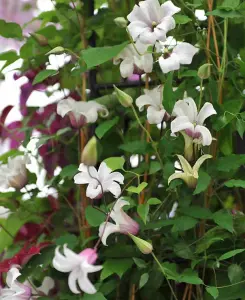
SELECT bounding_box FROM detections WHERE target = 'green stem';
[198,79,204,110]
[152,253,178,300]
[131,105,164,169]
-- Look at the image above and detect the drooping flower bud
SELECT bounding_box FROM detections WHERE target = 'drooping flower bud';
[113,85,133,108]
[31,33,49,47]
[114,17,128,28]
[198,63,212,79]
[81,137,98,166]
[129,233,153,254]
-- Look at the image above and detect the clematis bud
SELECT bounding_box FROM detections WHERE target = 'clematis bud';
[113,85,133,108]
[31,33,49,46]
[129,233,153,254]
[81,136,98,166]
[114,17,128,28]
[198,63,212,79]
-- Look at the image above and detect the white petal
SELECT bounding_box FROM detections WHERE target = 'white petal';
[57,98,75,117]
[193,154,212,174]
[172,97,197,123]
[161,1,181,17]
[99,222,120,246]
[136,95,154,111]
[127,4,150,24]
[120,58,134,78]
[171,116,194,134]
[157,16,176,34]
[68,268,80,294]
[195,125,213,146]
[176,155,193,174]
[6,267,21,288]
[147,106,166,124]
[159,54,180,73]
[141,53,154,73]
[127,21,149,41]
[139,0,161,23]
[139,29,158,44]
[86,182,101,199]
[113,198,130,212]
[195,9,207,21]
[78,269,97,295]
[106,182,122,198]
[197,102,217,125]
[83,262,103,273]
[98,162,112,181]
[74,172,91,185]
[173,43,198,65]
[107,172,124,184]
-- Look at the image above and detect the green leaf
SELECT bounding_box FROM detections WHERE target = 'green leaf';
[147,198,161,205]
[219,249,245,261]
[85,206,105,227]
[100,258,133,280]
[172,216,198,232]
[139,273,149,289]
[236,119,245,139]
[207,9,243,18]
[0,51,19,70]
[174,242,194,259]
[219,0,240,10]
[82,42,128,69]
[179,206,212,219]
[174,14,192,24]
[163,72,174,112]
[133,257,147,269]
[33,69,58,85]
[0,19,22,38]
[137,203,149,224]
[103,157,125,171]
[59,165,78,179]
[56,234,78,250]
[179,269,203,284]
[216,155,245,172]
[213,210,233,233]
[228,264,244,284]
[119,140,150,154]
[82,293,107,300]
[127,182,148,194]
[149,161,161,174]
[162,262,180,281]
[193,171,211,195]
[96,117,119,139]
[224,179,245,188]
[0,149,24,164]
[206,286,219,299]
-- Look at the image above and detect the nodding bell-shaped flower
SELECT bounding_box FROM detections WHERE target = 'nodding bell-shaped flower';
[74,162,124,199]
[168,154,212,188]
[0,156,30,190]
[114,41,153,78]
[57,98,108,129]
[99,199,139,246]
[0,267,32,299]
[52,245,102,295]
[127,0,180,45]
[159,42,198,73]
[171,97,217,148]
[136,85,170,124]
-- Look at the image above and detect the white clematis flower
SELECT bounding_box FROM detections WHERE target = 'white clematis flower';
[74,162,124,199]
[0,267,32,300]
[99,198,139,246]
[52,245,102,295]
[57,98,108,129]
[0,156,30,190]
[168,154,212,188]
[136,86,169,124]
[127,0,180,45]
[159,42,198,73]
[114,41,153,78]
[171,97,217,146]
[195,10,207,21]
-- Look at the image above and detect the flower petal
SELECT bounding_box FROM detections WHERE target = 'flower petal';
[86,182,101,199]
[173,42,198,65]
[136,95,154,111]
[78,268,98,295]
[139,29,158,44]
[159,54,180,73]
[168,172,190,185]
[57,99,74,117]
[172,97,197,123]
[74,172,91,185]
[171,116,194,134]
[157,16,175,34]
[127,21,149,41]
[6,267,21,288]
[161,1,181,17]
[68,268,80,294]
[141,53,154,73]
[147,106,166,124]
[120,57,134,78]
[176,155,193,174]
[197,102,217,125]
[99,222,120,246]
[106,182,122,198]
[98,162,112,181]
[195,125,213,146]
[193,154,212,174]
[107,172,124,184]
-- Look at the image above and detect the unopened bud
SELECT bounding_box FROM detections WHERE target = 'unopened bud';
[114,17,128,28]
[81,137,98,166]
[198,63,212,79]
[113,85,133,108]
[31,33,49,47]
[46,46,65,55]
[129,234,153,254]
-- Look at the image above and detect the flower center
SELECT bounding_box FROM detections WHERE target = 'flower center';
[152,21,157,28]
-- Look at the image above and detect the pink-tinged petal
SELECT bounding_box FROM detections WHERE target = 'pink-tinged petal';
[79,248,97,265]
[161,1,181,17]
[120,57,134,78]
[173,43,198,65]
[127,21,149,41]
[195,125,213,146]
[159,54,180,73]
[99,222,120,246]
[171,116,194,134]
[157,16,175,34]
[147,106,166,124]
[68,268,80,294]
[197,102,217,125]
